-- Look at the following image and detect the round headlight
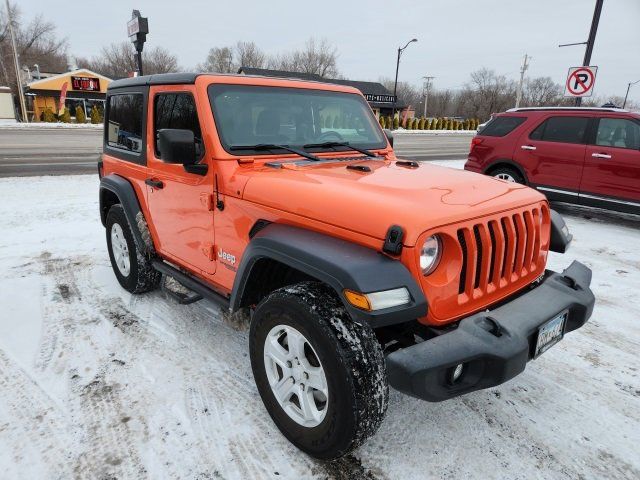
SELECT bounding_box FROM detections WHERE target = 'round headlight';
[420,235,442,275]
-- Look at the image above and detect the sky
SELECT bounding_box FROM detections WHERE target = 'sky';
[17,0,640,104]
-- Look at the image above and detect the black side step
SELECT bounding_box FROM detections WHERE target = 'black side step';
[161,275,203,304]
[151,259,231,309]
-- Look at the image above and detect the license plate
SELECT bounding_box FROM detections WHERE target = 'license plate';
[534,312,567,358]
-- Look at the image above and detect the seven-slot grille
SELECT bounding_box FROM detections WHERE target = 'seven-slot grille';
[457,206,545,300]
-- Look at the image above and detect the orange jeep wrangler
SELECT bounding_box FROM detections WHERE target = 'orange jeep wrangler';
[99,73,595,459]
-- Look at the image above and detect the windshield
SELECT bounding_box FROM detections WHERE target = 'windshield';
[208,84,387,154]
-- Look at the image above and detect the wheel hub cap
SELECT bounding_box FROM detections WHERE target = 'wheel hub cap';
[263,325,328,427]
[110,223,130,277]
[495,172,516,182]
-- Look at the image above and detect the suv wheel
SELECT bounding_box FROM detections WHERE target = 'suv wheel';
[106,204,161,293]
[249,282,388,460]
[491,166,525,184]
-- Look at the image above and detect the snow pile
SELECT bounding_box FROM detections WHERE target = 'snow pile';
[0,122,102,130]
[391,129,476,135]
[0,172,638,479]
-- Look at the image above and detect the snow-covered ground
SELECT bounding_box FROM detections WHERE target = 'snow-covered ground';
[0,166,639,480]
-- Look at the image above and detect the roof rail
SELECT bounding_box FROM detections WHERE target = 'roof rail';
[506,106,629,113]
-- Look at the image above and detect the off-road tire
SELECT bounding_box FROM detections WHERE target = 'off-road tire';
[106,204,160,294]
[490,166,526,184]
[249,281,388,460]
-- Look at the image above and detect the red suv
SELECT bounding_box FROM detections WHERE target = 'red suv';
[465,107,640,214]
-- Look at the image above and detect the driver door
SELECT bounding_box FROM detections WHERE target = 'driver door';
[145,86,216,274]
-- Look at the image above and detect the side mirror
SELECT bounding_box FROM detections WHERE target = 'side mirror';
[384,129,394,147]
[157,129,207,175]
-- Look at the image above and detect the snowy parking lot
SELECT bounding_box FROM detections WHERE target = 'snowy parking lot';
[0,163,639,480]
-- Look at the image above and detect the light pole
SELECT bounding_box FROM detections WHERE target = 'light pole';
[422,76,434,118]
[392,38,418,120]
[623,79,640,108]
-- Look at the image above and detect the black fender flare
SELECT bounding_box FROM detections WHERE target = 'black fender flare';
[231,223,427,327]
[99,174,155,255]
[484,159,529,184]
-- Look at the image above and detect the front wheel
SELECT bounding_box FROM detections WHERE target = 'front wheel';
[249,282,388,460]
[106,204,160,293]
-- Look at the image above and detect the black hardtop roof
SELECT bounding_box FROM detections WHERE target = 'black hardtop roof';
[108,72,200,90]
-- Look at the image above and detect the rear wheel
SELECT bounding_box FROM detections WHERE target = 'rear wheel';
[106,204,161,293]
[249,282,388,459]
[490,166,525,184]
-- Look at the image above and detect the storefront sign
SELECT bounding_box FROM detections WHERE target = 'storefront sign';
[364,94,396,104]
[71,76,101,92]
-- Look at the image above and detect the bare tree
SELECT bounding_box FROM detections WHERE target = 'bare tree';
[269,38,338,77]
[379,78,422,110]
[522,76,563,106]
[78,42,179,78]
[0,2,68,94]
[235,41,266,69]
[457,68,517,120]
[197,46,234,73]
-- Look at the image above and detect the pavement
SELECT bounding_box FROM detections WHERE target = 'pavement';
[0,128,472,177]
[0,128,101,177]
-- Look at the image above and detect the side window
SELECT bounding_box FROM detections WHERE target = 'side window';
[106,94,144,153]
[529,116,589,144]
[154,92,203,159]
[595,118,640,150]
[479,116,526,137]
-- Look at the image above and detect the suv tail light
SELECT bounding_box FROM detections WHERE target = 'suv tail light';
[470,137,484,150]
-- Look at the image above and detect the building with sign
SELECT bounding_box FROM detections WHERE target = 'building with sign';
[24,68,112,121]
[237,67,405,118]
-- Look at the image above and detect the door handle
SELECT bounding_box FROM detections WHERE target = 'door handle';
[145,178,164,189]
[591,153,611,159]
[521,145,536,151]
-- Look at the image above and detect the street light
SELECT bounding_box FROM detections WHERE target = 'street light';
[623,79,640,109]
[392,38,418,120]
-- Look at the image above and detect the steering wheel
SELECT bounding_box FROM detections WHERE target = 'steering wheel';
[317,130,344,142]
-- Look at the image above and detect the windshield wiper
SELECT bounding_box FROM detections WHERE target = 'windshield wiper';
[303,141,377,158]
[229,143,321,162]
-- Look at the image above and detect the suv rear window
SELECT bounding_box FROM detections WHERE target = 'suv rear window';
[479,116,526,137]
[106,94,144,153]
[529,116,589,144]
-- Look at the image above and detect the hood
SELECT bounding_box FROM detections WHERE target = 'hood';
[241,158,546,246]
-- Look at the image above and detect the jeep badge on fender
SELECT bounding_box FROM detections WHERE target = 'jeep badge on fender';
[98,72,595,460]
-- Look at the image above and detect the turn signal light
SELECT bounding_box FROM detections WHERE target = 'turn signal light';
[344,288,411,311]
[343,290,372,311]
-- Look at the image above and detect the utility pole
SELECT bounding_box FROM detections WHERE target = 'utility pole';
[576,0,603,106]
[623,79,640,108]
[5,0,28,122]
[422,76,435,118]
[515,54,530,108]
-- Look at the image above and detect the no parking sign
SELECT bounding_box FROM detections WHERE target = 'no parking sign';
[564,66,598,98]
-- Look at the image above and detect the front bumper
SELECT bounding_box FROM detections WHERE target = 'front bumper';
[386,261,595,402]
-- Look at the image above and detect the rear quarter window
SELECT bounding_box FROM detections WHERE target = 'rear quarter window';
[106,94,144,153]
[529,116,589,144]
[479,116,526,137]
